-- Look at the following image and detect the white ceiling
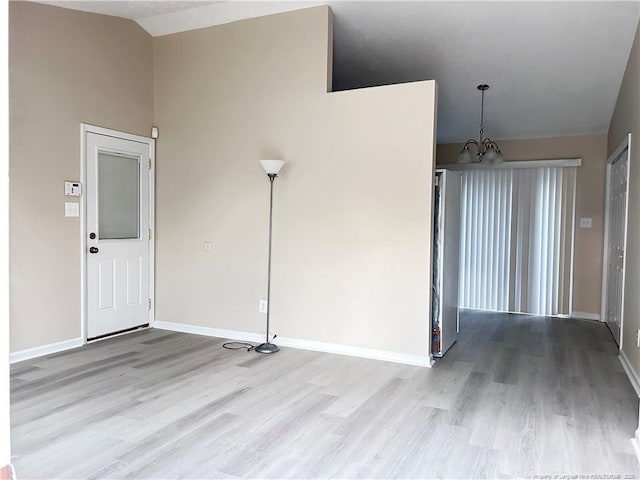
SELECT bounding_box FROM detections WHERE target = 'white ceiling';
[35,1,640,144]
[39,1,218,20]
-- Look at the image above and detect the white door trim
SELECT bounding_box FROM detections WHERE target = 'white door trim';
[601,133,631,347]
[80,124,155,342]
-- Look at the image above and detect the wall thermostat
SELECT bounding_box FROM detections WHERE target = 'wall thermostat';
[65,181,82,197]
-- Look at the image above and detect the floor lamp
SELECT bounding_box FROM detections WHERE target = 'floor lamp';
[255,159,285,354]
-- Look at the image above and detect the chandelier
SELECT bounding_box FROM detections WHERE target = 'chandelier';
[457,84,504,164]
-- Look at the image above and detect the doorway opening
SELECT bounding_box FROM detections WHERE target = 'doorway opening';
[601,134,631,347]
[456,161,578,317]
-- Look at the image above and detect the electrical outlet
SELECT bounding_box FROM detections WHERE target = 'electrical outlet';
[202,241,213,252]
[636,329,640,348]
[259,300,268,313]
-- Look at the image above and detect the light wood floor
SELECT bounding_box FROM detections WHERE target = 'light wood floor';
[10,311,640,479]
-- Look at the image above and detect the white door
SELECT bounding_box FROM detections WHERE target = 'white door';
[86,131,151,339]
[604,143,630,346]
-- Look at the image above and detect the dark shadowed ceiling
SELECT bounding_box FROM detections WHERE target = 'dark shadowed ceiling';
[39,1,640,143]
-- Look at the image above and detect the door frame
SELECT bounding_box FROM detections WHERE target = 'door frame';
[600,133,631,348]
[80,124,155,342]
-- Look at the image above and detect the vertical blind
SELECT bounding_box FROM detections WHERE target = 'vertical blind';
[459,166,576,316]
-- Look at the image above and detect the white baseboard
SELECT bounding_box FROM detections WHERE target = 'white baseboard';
[153,321,432,367]
[154,321,264,343]
[619,349,640,397]
[276,335,432,367]
[632,429,640,466]
[570,311,600,321]
[10,337,84,364]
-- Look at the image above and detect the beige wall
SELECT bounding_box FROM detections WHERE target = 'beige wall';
[153,6,437,358]
[1,0,10,467]
[9,2,154,352]
[608,21,640,375]
[437,134,608,316]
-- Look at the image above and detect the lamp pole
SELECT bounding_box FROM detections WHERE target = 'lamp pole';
[255,172,280,354]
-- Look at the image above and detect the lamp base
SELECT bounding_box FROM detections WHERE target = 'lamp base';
[255,342,279,354]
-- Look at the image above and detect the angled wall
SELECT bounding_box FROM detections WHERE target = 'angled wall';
[1,0,9,472]
[153,6,437,360]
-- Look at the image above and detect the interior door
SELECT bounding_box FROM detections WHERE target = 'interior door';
[604,146,629,346]
[86,132,151,339]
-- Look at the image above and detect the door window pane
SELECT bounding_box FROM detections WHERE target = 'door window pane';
[98,152,140,239]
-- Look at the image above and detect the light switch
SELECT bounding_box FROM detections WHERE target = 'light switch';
[65,202,79,217]
[579,217,592,228]
[64,181,82,197]
[203,241,213,252]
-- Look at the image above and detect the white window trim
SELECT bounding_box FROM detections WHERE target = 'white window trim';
[439,158,582,170]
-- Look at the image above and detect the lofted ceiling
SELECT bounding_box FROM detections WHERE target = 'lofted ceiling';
[38,1,219,19]
[35,1,640,144]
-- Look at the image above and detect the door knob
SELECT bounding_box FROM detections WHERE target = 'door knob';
[89,247,99,254]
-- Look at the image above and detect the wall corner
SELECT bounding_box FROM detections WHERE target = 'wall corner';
[326,6,334,93]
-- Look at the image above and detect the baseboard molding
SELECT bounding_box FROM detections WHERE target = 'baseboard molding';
[10,337,84,364]
[570,311,600,321]
[632,429,640,466]
[276,335,432,367]
[619,350,640,397]
[153,321,431,367]
[154,321,264,343]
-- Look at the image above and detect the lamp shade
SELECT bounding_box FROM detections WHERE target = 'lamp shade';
[260,160,285,175]
[484,145,506,164]
[482,146,498,164]
[457,147,473,164]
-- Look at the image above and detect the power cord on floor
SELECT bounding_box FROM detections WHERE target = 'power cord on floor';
[222,342,255,351]
[222,334,277,352]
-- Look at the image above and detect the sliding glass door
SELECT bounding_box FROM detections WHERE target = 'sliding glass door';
[459,166,576,316]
